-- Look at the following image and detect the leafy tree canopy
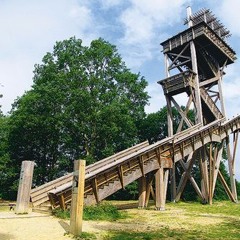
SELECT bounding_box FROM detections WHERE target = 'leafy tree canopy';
[9,37,149,184]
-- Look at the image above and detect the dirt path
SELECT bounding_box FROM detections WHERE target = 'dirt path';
[0,212,79,240]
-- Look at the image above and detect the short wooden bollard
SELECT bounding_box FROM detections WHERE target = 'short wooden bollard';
[70,160,86,236]
[15,161,34,214]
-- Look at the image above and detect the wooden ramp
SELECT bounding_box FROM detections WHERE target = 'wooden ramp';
[30,115,240,210]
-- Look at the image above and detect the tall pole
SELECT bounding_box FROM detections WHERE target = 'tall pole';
[70,160,86,236]
[187,6,203,125]
[15,161,34,214]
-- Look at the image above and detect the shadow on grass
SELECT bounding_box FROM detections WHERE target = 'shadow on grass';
[102,218,240,240]
[103,228,201,240]
[205,218,240,239]
[58,220,70,233]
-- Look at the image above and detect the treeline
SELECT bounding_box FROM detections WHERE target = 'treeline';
[0,37,239,201]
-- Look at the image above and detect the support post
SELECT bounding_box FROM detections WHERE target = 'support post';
[226,137,238,202]
[15,161,34,214]
[187,6,203,125]
[155,167,165,211]
[70,160,86,236]
[138,176,147,208]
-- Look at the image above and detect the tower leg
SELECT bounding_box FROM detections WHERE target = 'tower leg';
[138,176,147,208]
[155,167,165,211]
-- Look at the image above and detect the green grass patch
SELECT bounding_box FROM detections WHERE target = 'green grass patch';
[74,232,97,240]
[53,202,126,221]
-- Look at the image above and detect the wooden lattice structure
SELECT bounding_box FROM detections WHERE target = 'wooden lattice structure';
[29,7,240,211]
[158,7,238,205]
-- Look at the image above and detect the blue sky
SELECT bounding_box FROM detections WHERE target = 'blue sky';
[0,1,240,176]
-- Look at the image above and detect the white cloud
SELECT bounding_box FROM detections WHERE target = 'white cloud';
[217,0,240,37]
[0,0,97,113]
[118,0,191,69]
[145,82,165,113]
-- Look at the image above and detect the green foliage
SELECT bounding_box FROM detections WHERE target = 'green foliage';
[0,115,18,200]
[52,209,70,219]
[138,106,195,144]
[75,232,96,240]
[53,203,125,221]
[109,181,139,200]
[83,203,124,221]
[8,37,149,185]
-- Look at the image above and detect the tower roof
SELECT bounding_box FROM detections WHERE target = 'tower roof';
[184,8,231,39]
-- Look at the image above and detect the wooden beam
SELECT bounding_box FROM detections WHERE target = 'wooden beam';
[226,136,238,201]
[118,165,125,189]
[176,95,193,133]
[212,143,223,198]
[232,131,239,165]
[15,161,35,214]
[92,178,99,204]
[218,170,236,202]
[175,152,195,201]
[145,173,155,207]
[59,193,66,211]
[199,76,219,87]
[138,176,147,208]
[70,160,86,236]
[170,96,193,128]
[168,43,190,70]
[164,169,169,203]
[199,147,209,203]
[155,167,165,211]
[209,144,213,205]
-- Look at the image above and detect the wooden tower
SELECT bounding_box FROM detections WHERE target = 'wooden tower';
[158,7,238,204]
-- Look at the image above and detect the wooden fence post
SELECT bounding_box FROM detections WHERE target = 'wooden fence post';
[15,161,34,214]
[70,160,86,236]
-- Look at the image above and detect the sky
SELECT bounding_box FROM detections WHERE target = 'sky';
[0,0,240,178]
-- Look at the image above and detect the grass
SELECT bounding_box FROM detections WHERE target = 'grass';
[0,205,9,212]
[53,202,126,221]
[53,200,240,239]
[102,200,240,240]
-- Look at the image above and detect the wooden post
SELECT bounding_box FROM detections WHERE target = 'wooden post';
[155,167,165,211]
[15,161,34,214]
[138,176,147,208]
[70,160,86,236]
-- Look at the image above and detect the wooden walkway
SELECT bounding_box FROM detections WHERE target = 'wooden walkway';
[30,115,240,210]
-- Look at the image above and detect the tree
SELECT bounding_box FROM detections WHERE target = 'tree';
[0,115,18,199]
[9,37,149,184]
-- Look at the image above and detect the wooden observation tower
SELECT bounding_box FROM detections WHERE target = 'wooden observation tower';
[158,7,238,204]
[29,7,240,212]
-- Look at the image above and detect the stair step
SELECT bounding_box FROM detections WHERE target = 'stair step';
[32,206,52,215]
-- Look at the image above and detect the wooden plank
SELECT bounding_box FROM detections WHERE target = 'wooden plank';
[70,160,86,236]
[15,161,34,214]
[138,176,147,208]
[155,167,165,211]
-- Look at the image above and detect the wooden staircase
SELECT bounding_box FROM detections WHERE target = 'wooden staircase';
[200,87,224,121]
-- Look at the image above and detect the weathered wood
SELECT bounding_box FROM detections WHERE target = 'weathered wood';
[70,160,86,236]
[175,153,194,201]
[138,176,147,208]
[155,167,165,211]
[15,161,34,214]
[145,173,155,207]
[199,148,209,203]
[226,136,238,201]
[209,144,213,205]
[218,170,236,202]
[30,115,240,209]
[212,143,223,198]
[163,169,169,203]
